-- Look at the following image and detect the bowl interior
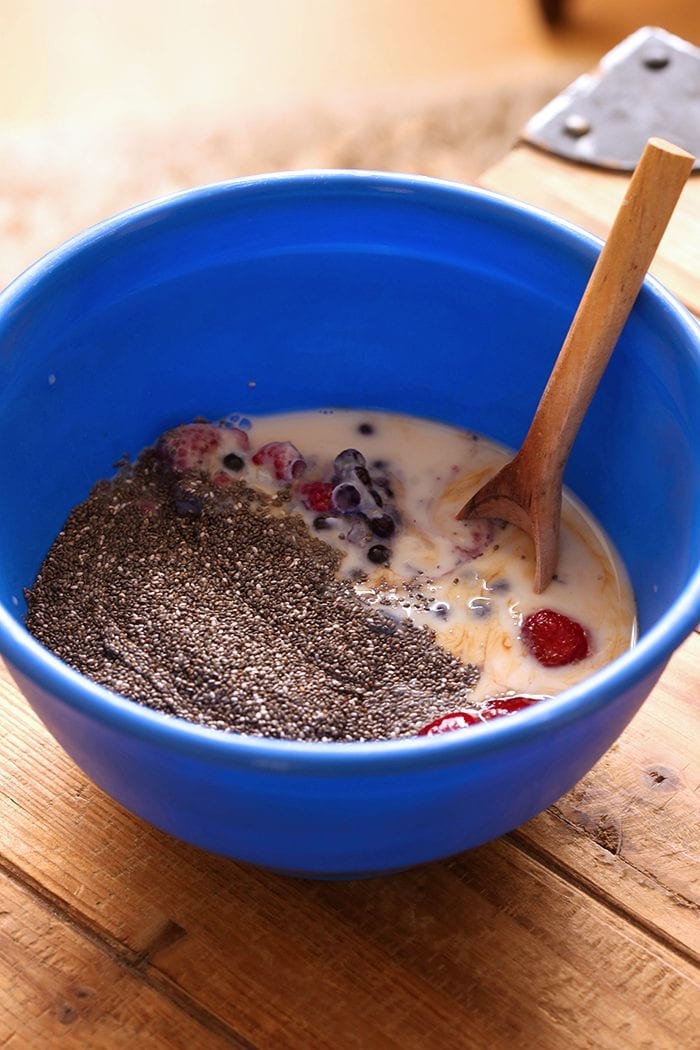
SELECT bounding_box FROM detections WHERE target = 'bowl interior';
[1,174,699,648]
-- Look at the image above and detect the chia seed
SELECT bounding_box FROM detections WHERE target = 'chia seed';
[25,449,479,742]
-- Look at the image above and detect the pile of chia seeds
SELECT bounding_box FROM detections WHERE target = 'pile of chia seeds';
[25,452,480,742]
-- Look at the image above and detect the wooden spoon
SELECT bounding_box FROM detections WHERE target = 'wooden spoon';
[456,137,695,593]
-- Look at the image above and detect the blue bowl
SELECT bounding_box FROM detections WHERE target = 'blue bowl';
[1,172,699,877]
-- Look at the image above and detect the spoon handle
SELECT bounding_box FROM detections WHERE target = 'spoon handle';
[518,137,695,481]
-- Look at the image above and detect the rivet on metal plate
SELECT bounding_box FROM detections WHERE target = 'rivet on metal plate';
[564,114,591,138]
[523,26,700,171]
[643,49,670,71]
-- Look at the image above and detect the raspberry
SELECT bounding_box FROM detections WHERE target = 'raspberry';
[418,695,550,736]
[252,441,306,482]
[219,427,250,456]
[158,423,221,473]
[521,609,590,667]
[158,423,249,477]
[479,695,547,719]
[297,481,334,513]
[417,711,481,735]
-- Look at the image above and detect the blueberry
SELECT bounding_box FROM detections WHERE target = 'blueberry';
[430,601,450,619]
[367,544,391,565]
[370,514,395,539]
[334,448,366,473]
[171,481,202,518]
[358,422,375,435]
[173,494,202,518]
[485,579,510,593]
[468,597,491,618]
[332,483,362,512]
[222,452,244,472]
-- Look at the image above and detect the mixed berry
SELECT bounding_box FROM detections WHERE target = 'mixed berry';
[252,440,306,482]
[417,695,548,735]
[157,421,402,568]
[156,420,498,576]
[305,446,402,562]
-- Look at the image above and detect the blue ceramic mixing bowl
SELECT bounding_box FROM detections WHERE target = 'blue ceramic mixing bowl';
[1,172,699,877]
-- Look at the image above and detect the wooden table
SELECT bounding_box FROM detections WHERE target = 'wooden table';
[1,144,699,1048]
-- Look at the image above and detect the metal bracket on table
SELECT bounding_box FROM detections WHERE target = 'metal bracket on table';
[524,27,700,172]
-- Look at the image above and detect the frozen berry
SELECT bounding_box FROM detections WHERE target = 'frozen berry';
[298,481,334,513]
[174,496,202,518]
[171,481,202,518]
[370,514,395,539]
[468,597,491,618]
[479,695,548,719]
[375,477,395,499]
[418,694,550,737]
[521,609,590,667]
[252,441,306,482]
[418,711,481,735]
[367,544,391,565]
[219,427,250,454]
[313,515,334,530]
[334,448,365,473]
[223,452,244,472]
[367,614,398,636]
[158,423,249,477]
[158,423,220,473]
[332,483,362,512]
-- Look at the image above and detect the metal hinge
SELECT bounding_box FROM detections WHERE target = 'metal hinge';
[523,27,700,171]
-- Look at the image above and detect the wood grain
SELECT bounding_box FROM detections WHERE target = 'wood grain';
[513,633,700,962]
[1,640,698,1048]
[0,868,238,1049]
[480,145,700,319]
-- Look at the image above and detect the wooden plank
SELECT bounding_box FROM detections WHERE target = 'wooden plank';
[1,787,699,1050]
[1,643,699,1048]
[0,868,239,1049]
[511,633,700,963]
[144,839,700,1050]
[480,145,700,318]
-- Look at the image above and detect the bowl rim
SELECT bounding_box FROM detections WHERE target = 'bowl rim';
[1,168,699,774]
